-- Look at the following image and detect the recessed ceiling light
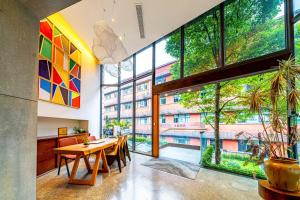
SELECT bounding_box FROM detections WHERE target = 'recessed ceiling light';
[111,18,115,22]
[119,36,123,40]
[164,93,168,97]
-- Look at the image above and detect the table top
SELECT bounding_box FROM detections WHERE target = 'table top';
[54,138,117,156]
[258,180,300,200]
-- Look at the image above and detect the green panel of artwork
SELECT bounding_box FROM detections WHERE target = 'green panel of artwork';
[41,37,52,60]
[54,27,61,36]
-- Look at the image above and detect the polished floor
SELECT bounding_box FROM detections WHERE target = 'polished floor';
[37,153,261,200]
[160,146,201,164]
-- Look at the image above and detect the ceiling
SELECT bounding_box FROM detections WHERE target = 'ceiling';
[60,0,223,59]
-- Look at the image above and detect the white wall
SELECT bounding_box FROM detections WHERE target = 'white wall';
[38,54,100,137]
[37,117,81,137]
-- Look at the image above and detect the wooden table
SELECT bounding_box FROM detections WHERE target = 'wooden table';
[54,138,117,186]
[258,180,300,200]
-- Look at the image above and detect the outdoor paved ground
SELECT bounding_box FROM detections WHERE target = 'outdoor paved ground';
[160,146,201,164]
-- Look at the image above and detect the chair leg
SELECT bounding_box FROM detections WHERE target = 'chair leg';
[116,155,122,173]
[126,143,131,161]
[57,156,62,175]
[64,157,70,177]
[121,147,126,166]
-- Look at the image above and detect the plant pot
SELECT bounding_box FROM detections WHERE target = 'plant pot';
[264,158,300,192]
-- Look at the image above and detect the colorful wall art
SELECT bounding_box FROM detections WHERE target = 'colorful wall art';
[38,19,81,108]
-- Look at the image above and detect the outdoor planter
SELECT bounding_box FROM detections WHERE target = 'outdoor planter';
[264,158,300,192]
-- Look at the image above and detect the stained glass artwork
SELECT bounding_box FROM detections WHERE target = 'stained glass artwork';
[70,43,81,64]
[38,19,81,108]
[40,20,53,40]
[39,60,52,80]
[39,79,51,101]
[69,75,80,93]
[53,47,64,68]
[53,66,69,88]
[40,36,52,60]
[69,91,80,108]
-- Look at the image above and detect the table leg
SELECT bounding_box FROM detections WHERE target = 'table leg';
[83,155,92,172]
[99,150,110,175]
[68,154,81,184]
[89,151,101,185]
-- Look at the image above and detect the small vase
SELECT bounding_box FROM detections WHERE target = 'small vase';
[264,158,300,192]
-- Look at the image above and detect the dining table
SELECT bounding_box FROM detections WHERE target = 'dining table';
[54,138,118,186]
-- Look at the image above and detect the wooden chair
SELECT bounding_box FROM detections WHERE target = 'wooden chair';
[105,136,124,173]
[57,137,78,177]
[123,135,131,162]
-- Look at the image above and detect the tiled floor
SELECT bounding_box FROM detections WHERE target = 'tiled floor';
[37,153,261,200]
[160,146,201,164]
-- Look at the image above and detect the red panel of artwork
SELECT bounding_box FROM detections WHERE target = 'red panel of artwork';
[71,65,79,77]
[53,68,62,85]
[69,80,79,93]
[72,96,80,108]
[40,20,53,40]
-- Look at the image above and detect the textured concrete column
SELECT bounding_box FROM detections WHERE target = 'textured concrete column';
[0,0,39,199]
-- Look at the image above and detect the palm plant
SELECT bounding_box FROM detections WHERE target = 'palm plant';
[237,57,300,162]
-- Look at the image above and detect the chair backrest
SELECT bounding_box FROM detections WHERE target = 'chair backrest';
[58,137,78,147]
[121,135,127,148]
[111,136,124,155]
[88,136,96,141]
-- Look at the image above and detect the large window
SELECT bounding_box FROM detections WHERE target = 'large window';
[295,1,300,16]
[103,64,118,84]
[135,75,152,154]
[155,30,181,83]
[184,8,220,77]
[102,86,118,135]
[121,57,133,83]
[225,0,285,65]
[136,46,153,77]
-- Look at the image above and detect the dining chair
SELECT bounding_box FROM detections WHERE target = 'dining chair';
[57,137,78,177]
[105,136,124,173]
[124,135,131,162]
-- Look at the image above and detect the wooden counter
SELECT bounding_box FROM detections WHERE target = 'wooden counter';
[37,133,89,176]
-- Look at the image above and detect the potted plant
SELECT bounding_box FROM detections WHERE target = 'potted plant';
[83,137,90,147]
[237,57,300,192]
[73,127,86,134]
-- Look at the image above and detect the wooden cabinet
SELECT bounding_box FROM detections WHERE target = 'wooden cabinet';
[37,133,89,176]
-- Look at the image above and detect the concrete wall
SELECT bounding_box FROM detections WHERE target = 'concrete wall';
[0,0,39,199]
[38,51,100,137]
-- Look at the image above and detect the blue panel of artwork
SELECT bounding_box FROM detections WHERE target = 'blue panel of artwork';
[52,84,57,97]
[73,77,80,93]
[40,79,51,92]
[69,91,72,105]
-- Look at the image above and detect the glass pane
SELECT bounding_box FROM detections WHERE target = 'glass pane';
[159,92,201,163]
[184,8,220,77]
[136,46,153,77]
[155,31,180,84]
[120,83,133,150]
[102,86,118,136]
[295,21,300,64]
[103,64,118,85]
[135,75,152,154]
[225,0,285,65]
[121,57,133,83]
[294,0,300,16]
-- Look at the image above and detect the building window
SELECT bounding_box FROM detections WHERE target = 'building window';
[122,86,132,95]
[155,76,166,84]
[160,115,166,123]
[137,99,148,108]
[174,114,190,123]
[124,103,132,110]
[104,106,111,112]
[114,105,119,111]
[138,117,148,125]
[137,83,148,92]
[160,97,166,105]
[105,91,117,100]
[173,95,181,103]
